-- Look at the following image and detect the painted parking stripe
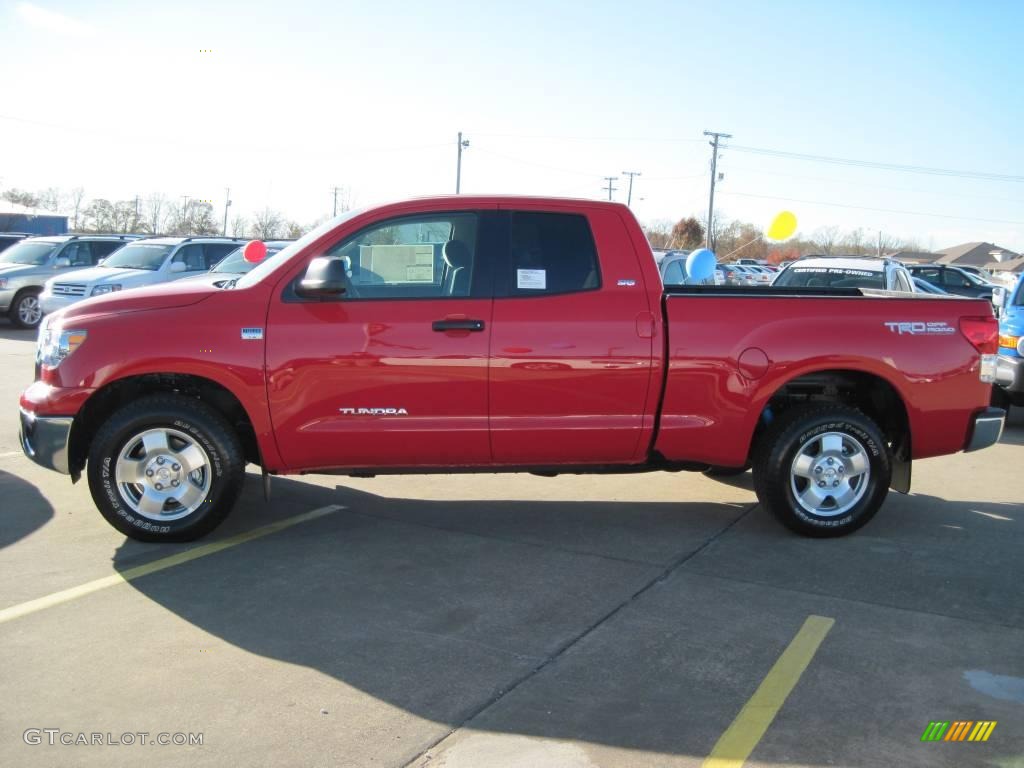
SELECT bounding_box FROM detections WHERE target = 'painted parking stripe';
[0,451,23,459]
[0,505,344,625]
[703,614,835,768]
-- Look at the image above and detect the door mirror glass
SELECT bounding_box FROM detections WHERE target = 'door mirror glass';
[297,257,348,298]
[169,261,187,273]
[55,256,71,268]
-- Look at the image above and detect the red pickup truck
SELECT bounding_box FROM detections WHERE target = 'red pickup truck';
[19,196,1004,541]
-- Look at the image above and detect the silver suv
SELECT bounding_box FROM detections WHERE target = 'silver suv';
[0,234,141,328]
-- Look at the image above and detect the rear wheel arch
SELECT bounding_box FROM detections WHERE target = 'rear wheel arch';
[750,368,912,468]
[69,373,261,478]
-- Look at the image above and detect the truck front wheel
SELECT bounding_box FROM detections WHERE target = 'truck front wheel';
[87,394,245,542]
[753,404,892,537]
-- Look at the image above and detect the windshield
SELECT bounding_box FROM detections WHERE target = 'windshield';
[1013,280,1024,306]
[100,243,174,271]
[774,265,885,290]
[0,241,58,266]
[235,209,364,289]
[211,246,285,274]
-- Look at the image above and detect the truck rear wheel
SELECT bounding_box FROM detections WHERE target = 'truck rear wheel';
[87,394,245,542]
[753,404,891,537]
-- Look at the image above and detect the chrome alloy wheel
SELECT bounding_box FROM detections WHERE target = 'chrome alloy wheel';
[17,295,42,326]
[789,431,870,517]
[115,428,212,521]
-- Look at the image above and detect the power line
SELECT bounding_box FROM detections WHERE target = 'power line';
[719,189,1024,226]
[725,144,1024,183]
[727,164,1024,204]
[472,147,605,178]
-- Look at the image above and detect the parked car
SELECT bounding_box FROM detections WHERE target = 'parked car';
[774,257,916,292]
[912,277,949,295]
[993,274,1024,409]
[0,234,142,328]
[39,236,245,315]
[715,264,746,286]
[907,264,998,301]
[20,195,1002,543]
[744,265,775,285]
[180,240,293,286]
[735,258,767,266]
[0,232,30,254]
[727,264,760,286]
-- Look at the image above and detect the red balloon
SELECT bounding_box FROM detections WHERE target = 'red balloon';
[242,240,267,264]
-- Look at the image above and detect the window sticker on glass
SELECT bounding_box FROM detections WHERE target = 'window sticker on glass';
[517,269,546,290]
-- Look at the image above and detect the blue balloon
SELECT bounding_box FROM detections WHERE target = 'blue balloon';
[685,248,717,282]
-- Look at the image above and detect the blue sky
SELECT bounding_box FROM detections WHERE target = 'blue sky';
[1,0,1022,250]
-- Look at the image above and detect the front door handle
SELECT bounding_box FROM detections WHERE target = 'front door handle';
[432,319,485,332]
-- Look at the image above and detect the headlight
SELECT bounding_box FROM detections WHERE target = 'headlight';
[91,284,121,296]
[36,327,88,368]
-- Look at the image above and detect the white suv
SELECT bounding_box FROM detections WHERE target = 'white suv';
[773,256,917,292]
[40,236,243,315]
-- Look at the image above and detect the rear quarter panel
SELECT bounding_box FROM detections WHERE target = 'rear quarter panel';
[654,294,993,466]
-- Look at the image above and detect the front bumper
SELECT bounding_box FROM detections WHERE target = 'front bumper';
[39,291,81,315]
[964,407,1005,453]
[19,407,73,474]
[995,354,1024,393]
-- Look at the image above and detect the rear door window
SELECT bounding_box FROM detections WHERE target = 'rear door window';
[62,242,94,267]
[172,244,208,271]
[500,211,600,297]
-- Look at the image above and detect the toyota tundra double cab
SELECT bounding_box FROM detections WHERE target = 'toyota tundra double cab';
[19,196,1005,542]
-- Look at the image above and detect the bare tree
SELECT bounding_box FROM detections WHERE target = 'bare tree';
[811,226,841,255]
[284,221,308,239]
[252,208,284,239]
[2,188,40,208]
[642,220,672,249]
[230,215,250,238]
[37,187,66,213]
[843,228,867,256]
[69,187,86,230]
[144,194,166,235]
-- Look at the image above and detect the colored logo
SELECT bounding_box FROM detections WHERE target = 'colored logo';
[921,721,997,742]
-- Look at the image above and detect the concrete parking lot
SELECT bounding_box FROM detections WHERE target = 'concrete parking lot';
[0,319,1022,768]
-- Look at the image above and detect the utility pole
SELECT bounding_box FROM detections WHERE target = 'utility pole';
[223,187,231,236]
[602,176,618,201]
[622,171,641,207]
[703,130,732,250]
[331,186,341,217]
[877,229,882,258]
[456,132,470,193]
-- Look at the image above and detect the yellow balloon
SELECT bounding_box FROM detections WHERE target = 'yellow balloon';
[766,211,797,242]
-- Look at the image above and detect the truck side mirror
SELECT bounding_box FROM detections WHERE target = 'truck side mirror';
[296,257,348,299]
[55,257,71,268]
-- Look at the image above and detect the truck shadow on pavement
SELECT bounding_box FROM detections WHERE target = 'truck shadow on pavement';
[0,468,54,550]
[107,471,1023,762]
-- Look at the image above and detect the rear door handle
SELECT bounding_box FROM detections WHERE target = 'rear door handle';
[432,319,485,332]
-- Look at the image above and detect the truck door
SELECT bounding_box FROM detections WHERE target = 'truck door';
[266,210,497,469]
[488,207,656,464]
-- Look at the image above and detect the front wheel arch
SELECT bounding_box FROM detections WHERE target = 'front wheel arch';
[69,373,261,478]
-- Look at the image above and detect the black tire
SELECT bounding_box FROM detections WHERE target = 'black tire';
[87,394,245,542]
[9,289,43,329]
[753,404,891,537]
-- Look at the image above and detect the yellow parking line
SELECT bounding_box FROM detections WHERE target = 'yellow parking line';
[703,614,835,768]
[0,505,344,625]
